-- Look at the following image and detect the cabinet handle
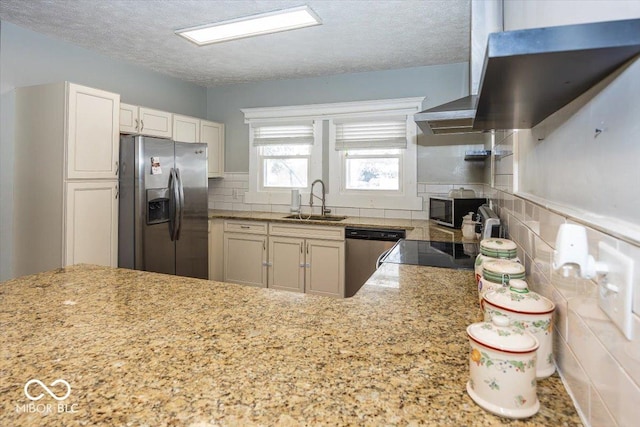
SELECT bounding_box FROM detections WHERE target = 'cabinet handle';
[115,161,119,176]
[300,243,303,253]
[134,118,139,131]
[115,184,119,199]
[306,243,309,254]
[299,263,306,268]
[263,241,266,250]
[140,119,144,131]
[241,225,250,229]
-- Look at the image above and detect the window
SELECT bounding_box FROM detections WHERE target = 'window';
[252,123,315,190]
[242,98,422,209]
[343,148,402,190]
[333,119,407,193]
[260,144,311,188]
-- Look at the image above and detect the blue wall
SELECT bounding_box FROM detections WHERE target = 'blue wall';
[0,21,208,280]
[206,63,470,172]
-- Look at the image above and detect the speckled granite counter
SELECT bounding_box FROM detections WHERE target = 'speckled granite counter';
[209,209,466,242]
[0,264,581,426]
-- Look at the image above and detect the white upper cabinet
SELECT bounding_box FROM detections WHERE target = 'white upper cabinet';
[139,107,172,138]
[201,120,225,178]
[120,104,224,176]
[119,103,139,134]
[173,114,201,143]
[119,103,173,138]
[66,83,120,179]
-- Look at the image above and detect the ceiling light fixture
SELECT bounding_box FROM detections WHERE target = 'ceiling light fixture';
[175,5,322,46]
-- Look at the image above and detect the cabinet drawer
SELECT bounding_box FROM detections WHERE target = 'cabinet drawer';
[224,220,268,234]
[269,223,344,241]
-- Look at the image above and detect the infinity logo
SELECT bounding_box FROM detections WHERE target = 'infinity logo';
[24,379,71,401]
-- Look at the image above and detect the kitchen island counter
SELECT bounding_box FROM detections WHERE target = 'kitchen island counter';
[0,264,581,426]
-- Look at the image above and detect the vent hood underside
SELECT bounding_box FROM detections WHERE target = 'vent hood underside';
[415,18,640,134]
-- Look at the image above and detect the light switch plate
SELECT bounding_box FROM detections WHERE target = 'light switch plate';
[598,242,634,340]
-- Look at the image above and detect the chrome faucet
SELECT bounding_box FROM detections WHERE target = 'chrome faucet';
[309,179,331,216]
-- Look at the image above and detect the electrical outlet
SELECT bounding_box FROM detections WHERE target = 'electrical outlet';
[598,242,635,340]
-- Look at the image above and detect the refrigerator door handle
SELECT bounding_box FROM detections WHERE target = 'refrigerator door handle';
[175,168,185,240]
[169,168,180,241]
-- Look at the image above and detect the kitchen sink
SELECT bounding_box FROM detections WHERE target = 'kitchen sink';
[284,214,347,222]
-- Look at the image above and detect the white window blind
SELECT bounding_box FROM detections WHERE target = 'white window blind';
[252,124,314,146]
[334,120,407,150]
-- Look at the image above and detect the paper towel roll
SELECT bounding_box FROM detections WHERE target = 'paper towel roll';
[290,189,301,212]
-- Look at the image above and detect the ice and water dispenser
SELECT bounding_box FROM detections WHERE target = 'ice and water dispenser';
[146,188,171,225]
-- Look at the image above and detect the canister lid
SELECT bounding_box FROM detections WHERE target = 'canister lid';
[482,259,526,283]
[483,279,555,314]
[467,315,539,353]
[480,238,518,258]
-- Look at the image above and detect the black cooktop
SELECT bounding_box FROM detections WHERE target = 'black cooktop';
[382,239,479,270]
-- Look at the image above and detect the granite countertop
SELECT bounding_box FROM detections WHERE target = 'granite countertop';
[0,264,581,426]
[209,209,466,242]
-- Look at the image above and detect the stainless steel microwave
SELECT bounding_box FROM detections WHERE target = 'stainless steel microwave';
[429,196,487,228]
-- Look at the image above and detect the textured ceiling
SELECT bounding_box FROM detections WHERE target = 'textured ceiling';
[0,0,470,87]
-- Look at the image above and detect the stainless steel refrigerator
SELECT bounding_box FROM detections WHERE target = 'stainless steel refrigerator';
[118,135,208,279]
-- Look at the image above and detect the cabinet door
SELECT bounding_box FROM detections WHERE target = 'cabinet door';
[139,107,173,138]
[209,219,224,281]
[66,83,120,179]
[269,236,305,292]
[305,239,345,297]
[201,120,224,177]
[119,103,139,134]
[65,181,118,268]
[173,115,200,143]
[223,232,267,287]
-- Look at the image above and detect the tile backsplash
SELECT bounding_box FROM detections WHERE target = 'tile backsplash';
[488,128,640,427]
[208,172,487,220]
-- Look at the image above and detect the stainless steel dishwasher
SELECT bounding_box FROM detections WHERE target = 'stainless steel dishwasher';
[345,227,406,297]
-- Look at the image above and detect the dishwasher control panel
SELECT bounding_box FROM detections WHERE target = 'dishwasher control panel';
[345,227,406,241]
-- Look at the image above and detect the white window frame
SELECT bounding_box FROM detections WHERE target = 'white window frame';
[340,148,404,194]
[245,120,322,205]
[242,98,422,209]
[328,115,422,210]
[258,145,312,191]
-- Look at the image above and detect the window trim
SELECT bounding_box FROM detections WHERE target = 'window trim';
[341,149,403,194]
[246,120,322,205]
[328,115,422,210]
[258,150,312,191]
[242,98,423,208]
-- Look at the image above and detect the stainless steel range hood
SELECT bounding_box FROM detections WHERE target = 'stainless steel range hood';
[415,18,640,134]
[414,95,478,135]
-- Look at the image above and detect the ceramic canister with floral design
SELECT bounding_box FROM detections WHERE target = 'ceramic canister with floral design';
[477,259,526,303]
[483,279,556,379]
[466,315,540,419]
[475,238,520,285]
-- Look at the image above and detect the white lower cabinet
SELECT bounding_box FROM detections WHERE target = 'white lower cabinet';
[222,220,345,296]
[223,221,268,287]
[268,236,305,292]
[209,219,223,281]
[268,223,345,297]
[65,181,119,267]
[305,239,345,297]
